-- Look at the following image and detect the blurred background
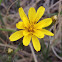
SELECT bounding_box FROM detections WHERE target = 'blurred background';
[0,0,62,62]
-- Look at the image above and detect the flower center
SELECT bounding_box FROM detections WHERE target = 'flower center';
[28,24,34,32]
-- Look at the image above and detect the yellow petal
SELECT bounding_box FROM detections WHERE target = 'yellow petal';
[9,30,23,41]
[23,35,31,46]
[28,7,36,23]
[19,7,29,27]
[35,18,52,29]
[22,17,29,27]
[19,7,28,21]
[33,30,44,38]
[41,29,54,36]
[34,6,45,23]
[16,21,25,29]
[32,35,41,52]
[23,30,29,36]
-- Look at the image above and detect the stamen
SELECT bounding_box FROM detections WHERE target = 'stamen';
[28,24,34,32]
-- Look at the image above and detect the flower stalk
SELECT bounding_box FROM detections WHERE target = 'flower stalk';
[29,43,38,62]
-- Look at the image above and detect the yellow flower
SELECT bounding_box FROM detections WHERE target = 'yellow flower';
[9,6,54,52]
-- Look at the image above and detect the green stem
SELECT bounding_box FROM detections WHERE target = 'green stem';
[0,28,16,32]
[0,12,5,25]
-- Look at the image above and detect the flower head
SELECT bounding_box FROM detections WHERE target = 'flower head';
[9,6,54,52]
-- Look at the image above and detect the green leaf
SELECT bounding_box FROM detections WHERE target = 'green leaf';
[41,39,50,62]
[0,0,2,5]
[46,11,62,16]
